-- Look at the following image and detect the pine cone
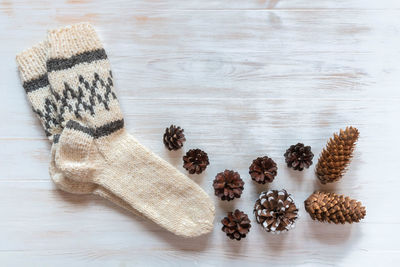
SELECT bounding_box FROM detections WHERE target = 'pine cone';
[284,143,314,171]
[183,149,209,174]
[163,125,186,151]
[254,190,298,234]
[221,209,251,240]
[316,127,359,184]
[249,156,277,184]
[213,170,244,201]
[304,191,366,224]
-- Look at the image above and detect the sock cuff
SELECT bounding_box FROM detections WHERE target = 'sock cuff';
[47,23,103,60]
[16,41,61,139]
[16,41,48,83]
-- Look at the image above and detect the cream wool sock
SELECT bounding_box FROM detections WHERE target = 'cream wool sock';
[16,41,138,214]
[48,23,215,237]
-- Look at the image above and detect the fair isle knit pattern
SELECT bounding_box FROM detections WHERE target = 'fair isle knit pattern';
[47,24,123,130]
[16,41,140,214]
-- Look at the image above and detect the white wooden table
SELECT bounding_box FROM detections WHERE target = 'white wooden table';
[1,0,400,266]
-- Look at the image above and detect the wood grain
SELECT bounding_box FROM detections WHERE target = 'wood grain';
[1,0,400,266]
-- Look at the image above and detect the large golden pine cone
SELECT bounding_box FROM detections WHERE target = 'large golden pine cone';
[304,191,366,224]
[254,190,298,234]
[315,126,359,184]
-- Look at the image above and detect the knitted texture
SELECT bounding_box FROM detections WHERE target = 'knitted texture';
[48,23,215,237]
[16,41,138,214]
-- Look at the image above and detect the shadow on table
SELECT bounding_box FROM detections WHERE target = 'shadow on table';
[305,222,357,245]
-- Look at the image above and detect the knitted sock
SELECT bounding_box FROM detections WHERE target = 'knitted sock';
[16,39,213,236]
[16,41,137,214]
[48,23,214,237]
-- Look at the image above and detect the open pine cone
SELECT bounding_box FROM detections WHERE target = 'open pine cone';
[163,125,186,151]
[249,156,277,184]
[213,170,244,201]
[183,149,209,174]
[254,190,298,234]
[284,143,314,171]
[304,191,366,224]
[221,209,251,240]
[316,126,359,184]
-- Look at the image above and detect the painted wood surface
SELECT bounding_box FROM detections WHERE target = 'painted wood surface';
[1,0,400,266]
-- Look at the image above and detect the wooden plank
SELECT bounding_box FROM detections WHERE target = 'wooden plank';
[1,0,400,11]
[3,10,400,105]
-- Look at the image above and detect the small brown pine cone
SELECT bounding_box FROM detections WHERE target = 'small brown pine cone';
[221,209,251,240]
[183,149,209,174]
[213,170,244,201]
[254,190,298,234]
[316,126,359,184]
[304,191,366,224]
[249,156,277,184]
[163,125,186,151]
[284,143,314,171]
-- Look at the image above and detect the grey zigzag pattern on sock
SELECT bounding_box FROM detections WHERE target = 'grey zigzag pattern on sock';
[50,71,117,124]
[32,97,60,136]
[23,75,60,137]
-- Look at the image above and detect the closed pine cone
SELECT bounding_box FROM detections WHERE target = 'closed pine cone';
[213,170,244,201]
[304,191,366,224]
[254,190,298,234]
[316,126,359,184]
[249,156,277,184]
[221,209,251,240]
[163,125,186,151]
[284,143,314,171]
[183,149,209,174]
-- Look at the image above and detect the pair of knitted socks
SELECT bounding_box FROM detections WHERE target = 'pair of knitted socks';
[16,23,215,237]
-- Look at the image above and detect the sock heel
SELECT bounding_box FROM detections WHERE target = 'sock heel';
[55,120,96,180]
